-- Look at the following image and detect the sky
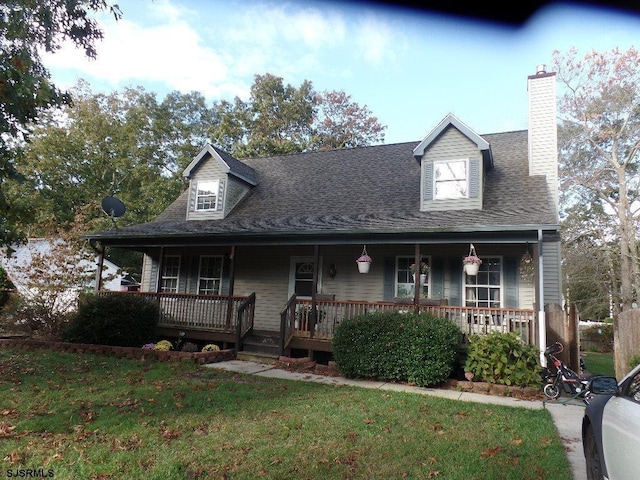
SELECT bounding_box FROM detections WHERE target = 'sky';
[43,0,640,145]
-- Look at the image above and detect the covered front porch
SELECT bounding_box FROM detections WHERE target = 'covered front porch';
[97,291,537,356]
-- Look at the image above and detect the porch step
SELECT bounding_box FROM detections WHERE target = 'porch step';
[239,330,280,360]
[236,351,279,364]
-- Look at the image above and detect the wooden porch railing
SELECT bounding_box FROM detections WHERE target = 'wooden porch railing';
[97,291,250,331]
[291,298,535,344]
[279,294,297,355]
[236,293,256,351]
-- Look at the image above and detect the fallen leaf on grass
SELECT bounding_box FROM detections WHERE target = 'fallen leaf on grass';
[4,450,21,463]
[160,427,182,442]
[481,446,505,458]
[0,423,17,437]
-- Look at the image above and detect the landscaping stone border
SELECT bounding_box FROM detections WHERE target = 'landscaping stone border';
[0,338,236,365]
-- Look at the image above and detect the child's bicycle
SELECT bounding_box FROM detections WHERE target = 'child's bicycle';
[542,342,594,403]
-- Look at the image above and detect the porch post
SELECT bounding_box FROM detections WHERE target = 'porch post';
[310,245,320,341]
[93,243,105,293]
[413,243,421,314]
[155,247,165,293]
[155,247,165,325]
[226,246,236,328]
[537,229,547,366]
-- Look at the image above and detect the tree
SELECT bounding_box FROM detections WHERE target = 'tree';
[211,73,386,158]
[11,83,205,234]
[1,220,100,340]
[553,47,640,312]
[0,0,120,246]
[561,203,616,320]
[313,90,386,151]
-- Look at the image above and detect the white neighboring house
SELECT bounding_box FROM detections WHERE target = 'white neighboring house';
[1,238,137,313]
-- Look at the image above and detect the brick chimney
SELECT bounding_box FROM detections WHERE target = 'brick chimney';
[527,65,558,220]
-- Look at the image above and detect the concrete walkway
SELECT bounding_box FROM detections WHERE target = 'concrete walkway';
[205,360,587,480]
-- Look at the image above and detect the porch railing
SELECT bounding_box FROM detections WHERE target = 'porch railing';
[291,298,535,344]
[236,293,256,351]
[279,294,297,355]
[97,291,250,331]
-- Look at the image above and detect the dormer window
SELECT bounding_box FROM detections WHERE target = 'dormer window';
[196,180,219,211]
[434,159,468,200]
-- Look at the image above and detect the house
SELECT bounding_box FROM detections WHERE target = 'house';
[1,238,138,312]
[86,66,562,362]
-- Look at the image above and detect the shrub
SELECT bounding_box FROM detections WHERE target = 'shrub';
[0,266,15,311]
[630,354,640,370]
[581,323,614,352]
[332,312,461,387]
[464,332,541,387]
[63,294,158,347]
[202,344,220,352]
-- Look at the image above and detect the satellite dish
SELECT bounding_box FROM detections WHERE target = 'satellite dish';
[101,196,126,230]
[101,196,126,218]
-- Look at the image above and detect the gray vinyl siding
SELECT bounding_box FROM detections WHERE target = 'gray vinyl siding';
[224,177,251,216]
[141,253,155,292]
[420,126,483,211]
[186,158,226,221]
[542,236,562,306]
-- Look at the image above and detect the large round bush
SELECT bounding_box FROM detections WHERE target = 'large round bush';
[63,294,159,347]
[332,312,461,387]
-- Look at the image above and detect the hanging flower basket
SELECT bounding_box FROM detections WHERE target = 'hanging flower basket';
[356,246,372,274]
[463,244,482,276]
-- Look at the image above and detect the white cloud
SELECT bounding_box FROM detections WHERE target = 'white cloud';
[356,14,398,65]
[42,0,400,102]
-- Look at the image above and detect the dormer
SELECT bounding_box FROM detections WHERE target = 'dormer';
[413,113,493,212]
[183,144,258,220]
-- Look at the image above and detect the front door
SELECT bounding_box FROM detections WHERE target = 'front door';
[288,256,323,298]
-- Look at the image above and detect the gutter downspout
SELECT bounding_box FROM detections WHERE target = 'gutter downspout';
[538,229,547,367]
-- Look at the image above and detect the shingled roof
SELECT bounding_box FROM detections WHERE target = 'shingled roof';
[86,130,558,245]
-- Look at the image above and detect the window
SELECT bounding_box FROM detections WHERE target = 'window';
[294,261,315,297]
[198,256,223,294]
[465,257,501,308]
[396,256,430,298]
[161,256,180,293]
[196,180,219,210]
[434,159,468,199]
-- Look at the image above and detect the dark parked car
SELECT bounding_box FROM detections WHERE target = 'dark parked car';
[582,362,640,479]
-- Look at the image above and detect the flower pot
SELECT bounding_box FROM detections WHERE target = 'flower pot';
[357,261,371,274]
[420,274,427,286]
[464,263,480,276]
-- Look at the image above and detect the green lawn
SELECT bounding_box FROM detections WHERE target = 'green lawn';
[581,351,615,377]
[0,347,572,479]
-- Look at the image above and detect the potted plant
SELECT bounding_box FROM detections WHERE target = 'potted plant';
[463,244,482,276]
[356,246,372,274]
[410,261,429,285]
